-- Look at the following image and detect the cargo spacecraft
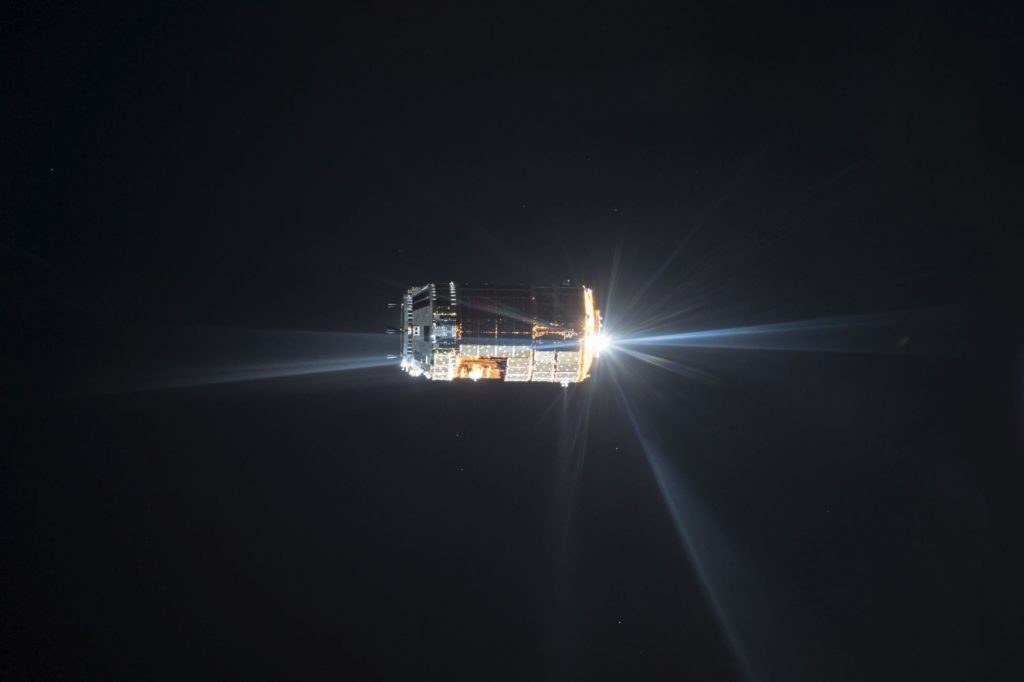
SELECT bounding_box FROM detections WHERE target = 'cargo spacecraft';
[390,282,604,385]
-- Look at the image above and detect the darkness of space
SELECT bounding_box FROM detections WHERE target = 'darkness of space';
[3,3,1022,681]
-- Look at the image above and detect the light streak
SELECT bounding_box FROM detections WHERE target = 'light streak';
[99,330,398,392]
[146,356,397,389]
[617,309,959,355]
[609,367,759,682]
[614,346,716,382]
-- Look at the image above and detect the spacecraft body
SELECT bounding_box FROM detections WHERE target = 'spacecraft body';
[397,282,601,385]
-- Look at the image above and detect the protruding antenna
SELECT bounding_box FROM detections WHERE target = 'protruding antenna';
[386,327,400,335]
[387,302,399,309]
[386,354,398,359]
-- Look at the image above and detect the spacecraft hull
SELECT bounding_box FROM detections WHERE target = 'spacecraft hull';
[397,282,601,384]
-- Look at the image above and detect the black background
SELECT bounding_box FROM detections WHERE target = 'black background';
[3,2,1022,680]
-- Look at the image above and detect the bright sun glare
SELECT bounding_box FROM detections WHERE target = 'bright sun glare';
[591,332,612,355]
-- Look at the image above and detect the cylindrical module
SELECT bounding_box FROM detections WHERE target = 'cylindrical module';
[397,282,602,385]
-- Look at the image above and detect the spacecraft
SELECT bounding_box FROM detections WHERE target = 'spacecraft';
[392,282,603,385]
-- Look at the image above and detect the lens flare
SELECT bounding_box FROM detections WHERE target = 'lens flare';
[617,308,959,356]
[590,331,612,356]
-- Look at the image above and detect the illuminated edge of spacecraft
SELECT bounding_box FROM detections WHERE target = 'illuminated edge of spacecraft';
[391,282,604,386]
